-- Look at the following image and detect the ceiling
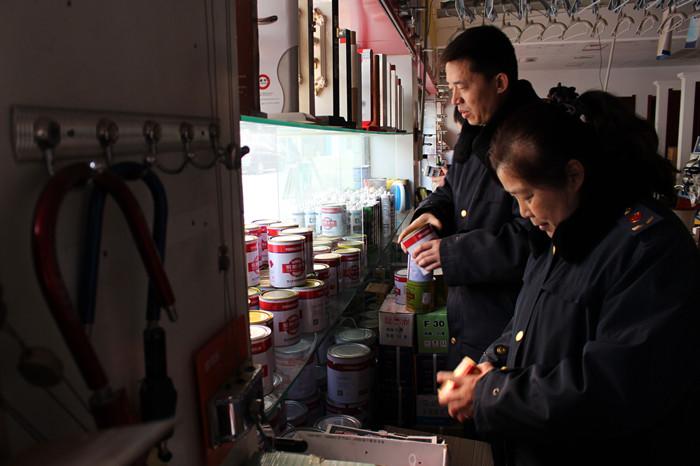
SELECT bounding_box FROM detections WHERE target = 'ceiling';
[431,2,700,71]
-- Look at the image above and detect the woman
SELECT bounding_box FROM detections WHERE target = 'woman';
[437,91,700,466]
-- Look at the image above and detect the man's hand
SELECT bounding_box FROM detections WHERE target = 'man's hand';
[412,239,442,271]
[397,213,443,252]
[437,361,494,423]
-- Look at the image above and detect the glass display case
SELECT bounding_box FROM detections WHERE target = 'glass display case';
[240,116,414,430]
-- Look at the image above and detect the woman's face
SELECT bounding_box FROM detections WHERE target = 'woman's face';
[497,161,584,238]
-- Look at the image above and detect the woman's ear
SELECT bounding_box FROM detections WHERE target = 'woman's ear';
[566,159,585,192]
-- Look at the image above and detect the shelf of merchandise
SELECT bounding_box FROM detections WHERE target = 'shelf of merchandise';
[262,209,413,416]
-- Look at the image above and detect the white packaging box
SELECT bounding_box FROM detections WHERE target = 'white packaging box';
[258,0,299,113]
[297,430,447,466]
[378,294,415,347]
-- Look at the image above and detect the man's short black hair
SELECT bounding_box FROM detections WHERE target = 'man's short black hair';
[441,25,518,84]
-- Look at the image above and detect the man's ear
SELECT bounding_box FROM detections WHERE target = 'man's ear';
[495,72,509,95]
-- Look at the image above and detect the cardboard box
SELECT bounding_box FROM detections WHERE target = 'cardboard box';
[378,295,415,347]
[297,429,447,466]
[416,308,449,353]
[365,282,393,308]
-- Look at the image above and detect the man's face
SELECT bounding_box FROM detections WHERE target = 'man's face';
[445,59,505,126]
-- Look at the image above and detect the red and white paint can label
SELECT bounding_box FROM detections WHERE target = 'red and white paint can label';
[394,268,408,305]
[260,290,301,347]
[336,248,361,288]
[294,279,328,333]
[321,204,347,236]
[268,235,307,288]
[250,324,274,394]
[314,254,340,296]
[245,235,260,286]
[252,219,278,268]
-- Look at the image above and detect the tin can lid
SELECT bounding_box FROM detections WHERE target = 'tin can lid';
[249,310,272,325]
[314,414,362,431]
[333,247,361,255]
[269,234,305,244]
[281,227,313,236]
[260,289,298,301]
[244,223,261,232]
[337,240,364,250]
[250,324,271,341]
[244,234,258,243]
[318,235,342,242]
[313,245,331,253]
[342,234,367,241]
[258,278,273,289]
[275,337,312,356]
[394,268,408,279]
[269,222,298,230]
[313,240,333,247]
[252,219,279,226]
[328,343,372,360]
[293,279,325,292]
[358,318,379,330]
[285,400,309,426]
[314,253,341,261]
[335,328,376,345]
[313,263,330,271]
[248,287,261,297]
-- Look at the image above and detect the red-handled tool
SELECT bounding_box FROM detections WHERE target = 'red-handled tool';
[32,163,176,428]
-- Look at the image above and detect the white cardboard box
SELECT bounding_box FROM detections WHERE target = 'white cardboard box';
[297,430,447,466]
[378,294,415,347]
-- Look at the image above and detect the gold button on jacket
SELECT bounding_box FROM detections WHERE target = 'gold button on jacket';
[515,330,524,342]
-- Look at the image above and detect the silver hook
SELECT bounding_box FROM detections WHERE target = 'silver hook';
[96,118,119,168]
[33,117,61,177]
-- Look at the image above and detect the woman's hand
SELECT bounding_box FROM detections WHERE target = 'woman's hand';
[437,361,495,423]
[397,213,443,252]
[412,239,442,271]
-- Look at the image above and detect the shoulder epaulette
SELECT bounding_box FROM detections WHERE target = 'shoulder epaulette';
[620,204,662,235]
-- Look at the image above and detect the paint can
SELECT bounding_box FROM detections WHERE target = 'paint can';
[393,268,408,305]
[281,227,314,275]
[314,253,340,296]
[326,343,373,405]
[260,290,300,346]
[293,279,328,333]
[268,235,307,288]
[245,234,260,286]
[250,324,275,394]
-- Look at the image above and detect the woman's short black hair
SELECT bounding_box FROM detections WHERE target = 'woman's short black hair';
[489,91,676,204]
[441,25,518,85]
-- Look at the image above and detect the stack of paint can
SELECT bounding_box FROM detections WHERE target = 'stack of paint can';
[314,253,340,296]
[401,224,437,313]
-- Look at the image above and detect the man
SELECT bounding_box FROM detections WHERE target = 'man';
[399,25,539,370]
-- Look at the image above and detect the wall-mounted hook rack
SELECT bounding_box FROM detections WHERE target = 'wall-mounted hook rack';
[12,106,217,165]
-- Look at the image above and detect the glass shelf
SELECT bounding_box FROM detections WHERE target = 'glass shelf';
[264,209,413,417]
[242,115,411,136]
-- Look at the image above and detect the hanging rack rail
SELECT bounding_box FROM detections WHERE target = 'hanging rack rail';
[11,105,218,164]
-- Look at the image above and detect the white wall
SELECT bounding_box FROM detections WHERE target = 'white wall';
[521,64,700,118]
[0,2,248,465]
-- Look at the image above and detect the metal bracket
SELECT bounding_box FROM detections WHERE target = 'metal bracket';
[12,106,217,165]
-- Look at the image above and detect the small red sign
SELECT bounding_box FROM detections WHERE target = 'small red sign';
[259,74,271,90]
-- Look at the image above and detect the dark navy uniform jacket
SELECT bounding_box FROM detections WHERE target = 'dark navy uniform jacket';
[414,80,538,367]
[475,199,700,466]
